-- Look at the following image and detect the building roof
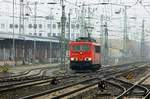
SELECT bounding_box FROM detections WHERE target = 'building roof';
[0,31,59,43]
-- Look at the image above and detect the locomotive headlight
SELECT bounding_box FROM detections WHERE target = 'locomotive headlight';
[85,57,91,61]
[75,58,78,61]
[70,58,74,61]
[87,58,92,61]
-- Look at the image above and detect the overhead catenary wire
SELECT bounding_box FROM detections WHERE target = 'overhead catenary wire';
[139,2,150,16]
[65,0,80,7]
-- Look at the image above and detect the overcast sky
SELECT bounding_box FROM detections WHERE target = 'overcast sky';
[0,0,150,40]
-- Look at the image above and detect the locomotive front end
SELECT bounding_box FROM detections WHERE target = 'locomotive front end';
[69,42,93,70]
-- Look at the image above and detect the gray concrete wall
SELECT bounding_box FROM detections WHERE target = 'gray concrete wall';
[0,39,61,65]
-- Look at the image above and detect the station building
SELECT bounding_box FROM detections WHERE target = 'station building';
[0,15,80,65]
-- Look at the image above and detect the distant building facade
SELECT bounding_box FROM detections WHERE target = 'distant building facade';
[0,15,81,40]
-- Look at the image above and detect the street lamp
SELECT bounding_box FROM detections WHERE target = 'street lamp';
[68,9,72,41]
[60,0,66,70]
[33,1,37,63]
[46,3,58,63]
[12,0,16,66]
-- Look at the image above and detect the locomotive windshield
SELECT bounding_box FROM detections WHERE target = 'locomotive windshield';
[72,45,90,51]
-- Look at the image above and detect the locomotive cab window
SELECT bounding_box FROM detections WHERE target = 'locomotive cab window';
[72,45,90,51]
[95,46,100,53]
[81,45,90,51]
[72,45,80,51]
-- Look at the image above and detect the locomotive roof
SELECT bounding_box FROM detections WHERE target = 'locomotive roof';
[70,41,100,46]
[76,37,97,42]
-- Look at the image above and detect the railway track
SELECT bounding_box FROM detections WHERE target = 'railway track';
[0,68,43,79]
[19,63,148,99]
[0,73,94,99]
[0,62,148,99]
[0,68,49,87]
[27,78,100,99]
[0,62,136,89]
[0,65,60,82]
[0,68,46,82]
[103,64,150,99]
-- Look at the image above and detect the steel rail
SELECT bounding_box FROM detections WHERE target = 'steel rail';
[0,65,60,81]
[0,74,84,93]
[115,71,150,99]
[51,79,99,99]
[0,68,47,82]
[105,80,126,94]
[0,75,49,88]
[112,77,149,93]
[0,68,46,81]
[0,72,90,89]
[21,78,98,99]
[52,66,148,99]
[20,63,144,99]
[143,90,150,99]
[0,62,145,99]
[0,68,43,79]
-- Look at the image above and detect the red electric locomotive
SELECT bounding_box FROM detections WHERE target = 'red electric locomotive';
[69,37,101,71]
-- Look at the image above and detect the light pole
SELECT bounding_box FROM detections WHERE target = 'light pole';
[22,3,26,64]
[12,0,16,66]
[104,22,109,65]
[33,2,37,63]
[46,3,58,63]
[19,0,23,35]
[100,15,104,64]
[60,0,66,70]
[123,6,128,62]
[141,19,145,60]
[68,9,71,41]
[19,0,26,64]
[49,7,54,63]
[80,3,85,37]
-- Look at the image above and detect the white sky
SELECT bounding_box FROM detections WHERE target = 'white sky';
[0,0,150,40]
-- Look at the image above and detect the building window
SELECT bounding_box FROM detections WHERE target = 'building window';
[53,24,56,29]
[45,16,49,20]
[1,24,5,28]
[57,22,61,28]
[33,24,37,29]
[71,24,75,29]
[15,24,18,28]
[53,33,56,37]
[47,24,51,28]
[48,33,51,37]
[57,33,60,36]
[9,24,13,28]
[39,24,42,29]
[34,33,37,35]
[28,24,32,28]
[20,24,24,28]
[39,33,42,36]
[76,24,79,29]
